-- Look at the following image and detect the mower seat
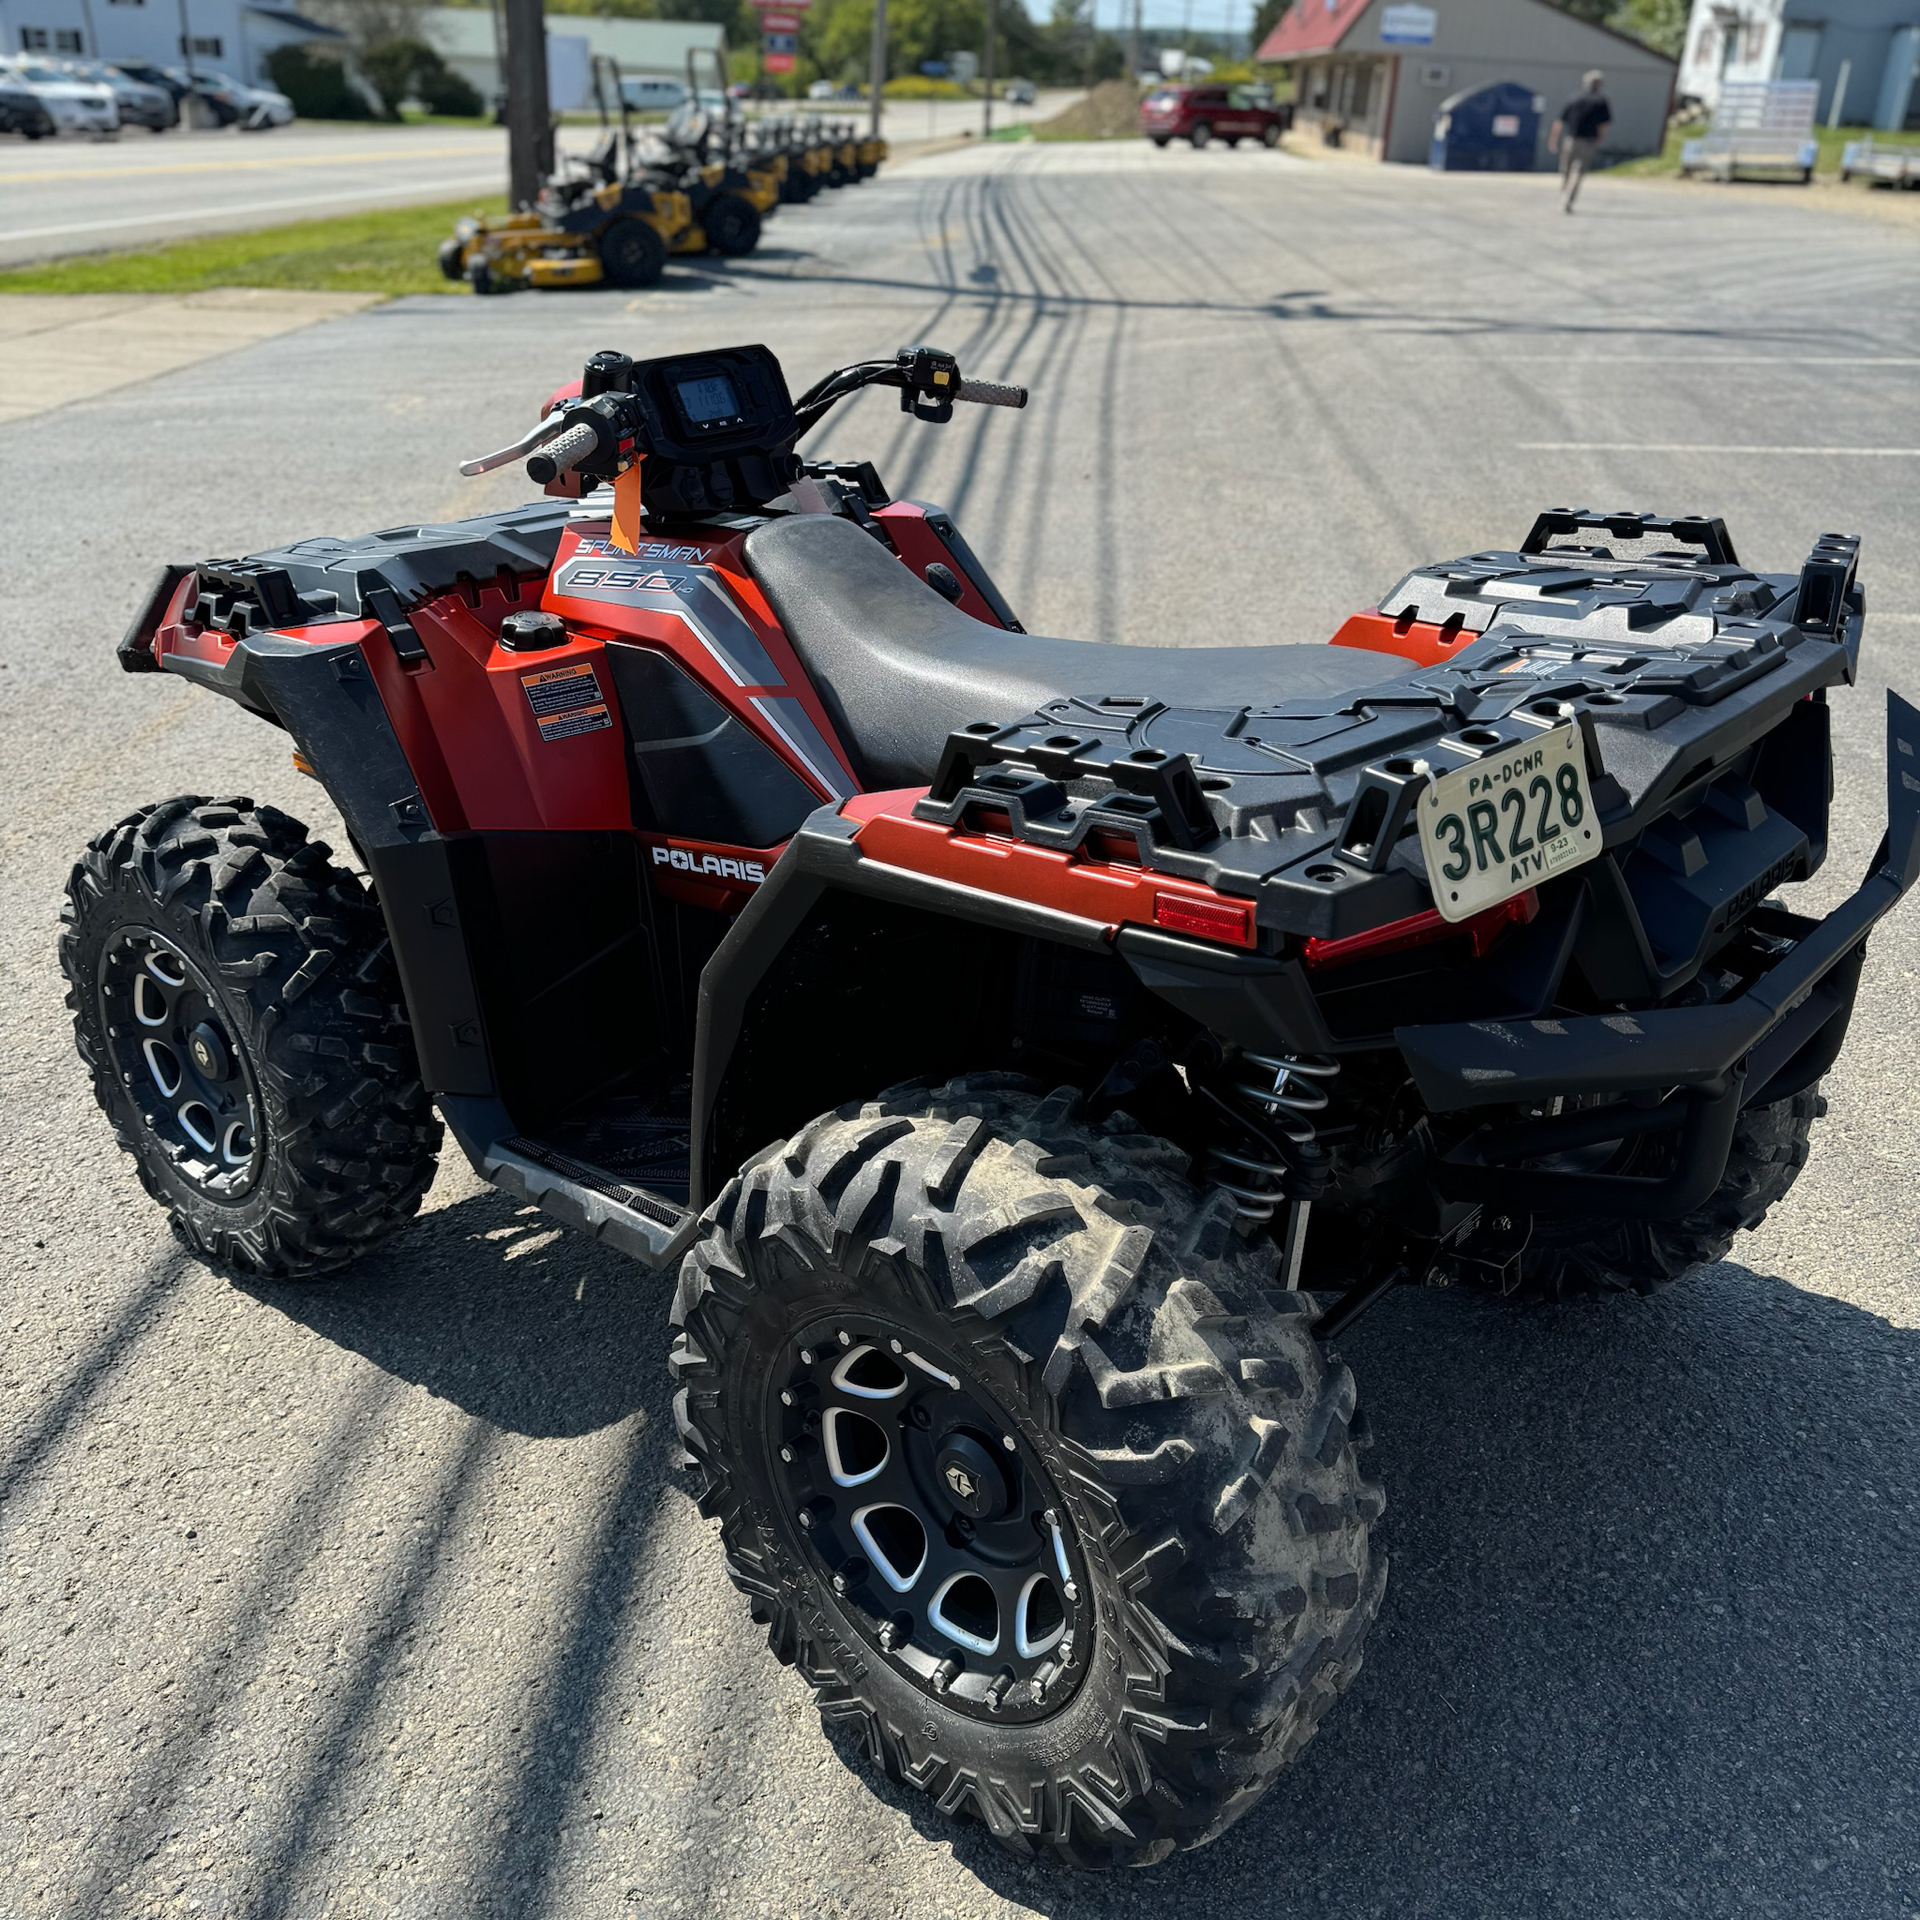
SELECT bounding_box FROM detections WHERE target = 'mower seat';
[741,512,1408,790]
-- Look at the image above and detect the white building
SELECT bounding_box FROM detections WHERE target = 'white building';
[0,0,726,102]
[0,0,341,83]
[1677,0,1920,127]
[421,9,725,112]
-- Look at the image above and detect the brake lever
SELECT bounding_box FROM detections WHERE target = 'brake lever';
[458,414,569,478]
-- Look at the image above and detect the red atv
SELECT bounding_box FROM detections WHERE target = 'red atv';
[71,340,1918,1867]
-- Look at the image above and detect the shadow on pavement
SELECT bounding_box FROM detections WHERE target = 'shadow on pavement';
[835,1267,1920,1914]
[236,1185,665,1440]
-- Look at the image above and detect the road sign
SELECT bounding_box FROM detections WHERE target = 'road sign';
[763,49,795,70]
[760,14,800,32]
[919,60,946,75]
[762,31,796,54]
[754,0,809,9]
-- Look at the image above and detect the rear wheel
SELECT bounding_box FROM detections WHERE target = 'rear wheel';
[61,799,441,1278]
[702,193,761,255]
[1190,120,1212,148]
[1469,1085,1826,1302]
[672,1076,1384,1866]
[598,215,667,287]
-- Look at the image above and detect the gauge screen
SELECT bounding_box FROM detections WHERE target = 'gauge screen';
[675,372,742,425]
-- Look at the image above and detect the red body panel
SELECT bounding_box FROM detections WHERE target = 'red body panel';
[843,790,1259,949]
[871,502,1007,627]
[1330,609,1477,668]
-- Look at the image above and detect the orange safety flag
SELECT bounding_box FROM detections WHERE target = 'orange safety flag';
[611,459,643,554]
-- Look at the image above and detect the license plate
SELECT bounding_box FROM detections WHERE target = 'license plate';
[1416,723,1600,922]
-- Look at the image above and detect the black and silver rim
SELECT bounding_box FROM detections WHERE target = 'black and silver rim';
[770,1314,1088,1723]
[98,928,262,1198]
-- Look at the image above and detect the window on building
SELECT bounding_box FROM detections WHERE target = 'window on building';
[108,0,148,8]
[19,26,50,48]
[179,33,222,55]
[54,27,84,49]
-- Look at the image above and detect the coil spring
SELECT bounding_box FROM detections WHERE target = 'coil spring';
[1204,1051,1342,1223]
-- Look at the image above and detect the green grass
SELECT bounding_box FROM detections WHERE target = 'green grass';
[1611,120,1920,180]
[0,195,508,298]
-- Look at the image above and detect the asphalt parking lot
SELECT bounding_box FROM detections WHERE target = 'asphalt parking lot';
[3,142,1919,1919]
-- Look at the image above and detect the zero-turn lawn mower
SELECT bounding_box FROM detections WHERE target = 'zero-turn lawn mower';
[82,336,1916,1867]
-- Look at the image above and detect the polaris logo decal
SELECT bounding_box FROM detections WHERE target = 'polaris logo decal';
[651,844,767,885]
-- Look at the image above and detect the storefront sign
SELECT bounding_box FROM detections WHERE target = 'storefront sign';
[1380,4,1437,43]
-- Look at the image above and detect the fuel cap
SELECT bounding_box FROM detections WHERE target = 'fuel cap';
[498,610,568,653]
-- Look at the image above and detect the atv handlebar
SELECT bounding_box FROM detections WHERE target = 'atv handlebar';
[956,379,1027,410]
[525,420,603,485]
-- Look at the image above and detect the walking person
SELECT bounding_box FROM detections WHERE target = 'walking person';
[1550,71,1611,212]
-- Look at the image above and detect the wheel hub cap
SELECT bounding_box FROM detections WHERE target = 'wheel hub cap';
[97,930,262,1198]
[770,1316,1088,1722]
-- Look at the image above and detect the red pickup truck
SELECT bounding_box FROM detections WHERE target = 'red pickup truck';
[1141,83,1288,148]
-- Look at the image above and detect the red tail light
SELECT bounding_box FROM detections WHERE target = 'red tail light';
[1154,891,1255,946]
[1302,890,1538,970]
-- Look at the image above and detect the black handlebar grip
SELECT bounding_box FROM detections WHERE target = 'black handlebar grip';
[956,379,1029,409]
[527,420,602,484]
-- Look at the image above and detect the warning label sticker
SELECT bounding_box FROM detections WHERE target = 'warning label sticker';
[521,660,613,742]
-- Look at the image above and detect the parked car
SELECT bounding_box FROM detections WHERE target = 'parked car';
[620,75,690,114]
[187,68,295,129]
[0,73,55,137]
[65,59,178,131]
[1140,82,1287,149]
[807,79,837,100]
[0,58,118,134]
[1004,77,1036,105]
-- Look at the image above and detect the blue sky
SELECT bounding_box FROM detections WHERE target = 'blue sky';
[1017,0,1261,39]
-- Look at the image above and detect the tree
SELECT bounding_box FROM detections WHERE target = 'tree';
[1608,0,1688,58]
[1250,0,1290,58]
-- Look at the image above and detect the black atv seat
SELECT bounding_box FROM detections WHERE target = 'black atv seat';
[741,513,1408,790]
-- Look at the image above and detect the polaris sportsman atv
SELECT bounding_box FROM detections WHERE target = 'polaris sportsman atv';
[73,337,1917,1868]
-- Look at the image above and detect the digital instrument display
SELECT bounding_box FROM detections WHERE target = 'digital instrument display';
[675,373,742,426]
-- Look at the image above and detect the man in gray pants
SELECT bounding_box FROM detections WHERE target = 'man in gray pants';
[1550,71,1611,212]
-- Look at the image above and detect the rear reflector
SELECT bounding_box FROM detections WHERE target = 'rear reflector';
[1153,891,1254,946]
[1303,889,1538,969]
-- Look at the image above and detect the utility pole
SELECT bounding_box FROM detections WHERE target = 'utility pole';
[868,0,886,140]
[982,0,994,140]
[503,0,552,212]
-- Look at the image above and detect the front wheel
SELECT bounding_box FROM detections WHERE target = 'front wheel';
[1151,134,1170,148]
[436,236,465,281]
[1190,120,1212,148]
[703,194,761,254]
[671,1076,1384,1866]
[597,214,667,287]
[61,798,441,1277]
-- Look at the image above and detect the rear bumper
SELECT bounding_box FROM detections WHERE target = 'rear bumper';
[1398,690,1920,1116]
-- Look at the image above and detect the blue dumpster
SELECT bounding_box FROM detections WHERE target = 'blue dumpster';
[1429,80,1544,171]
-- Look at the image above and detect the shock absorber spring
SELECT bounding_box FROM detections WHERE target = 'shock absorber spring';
[1203,1050,1342,1233]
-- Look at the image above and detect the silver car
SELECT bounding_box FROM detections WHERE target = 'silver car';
[66,59,178,131]
[0,58,118,134]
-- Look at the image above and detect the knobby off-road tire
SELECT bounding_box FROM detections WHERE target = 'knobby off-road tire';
[62,797,441,1278]
[1499,1085,1826,1302]
[671,1075,1385,1867]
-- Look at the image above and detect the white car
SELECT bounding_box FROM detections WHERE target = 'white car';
[1,58,118,133]
[620,76,689,114]
[807,79,836,101]
[1004,78,1036,105]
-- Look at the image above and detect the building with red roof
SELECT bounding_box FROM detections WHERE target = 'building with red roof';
[1256,0,1675,165]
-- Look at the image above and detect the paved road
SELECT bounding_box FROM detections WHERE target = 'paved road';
[3,145,1919,1920]
[0,96,1082,268]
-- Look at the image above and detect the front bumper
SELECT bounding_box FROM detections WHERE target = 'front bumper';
[1395,690,1919,1216]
